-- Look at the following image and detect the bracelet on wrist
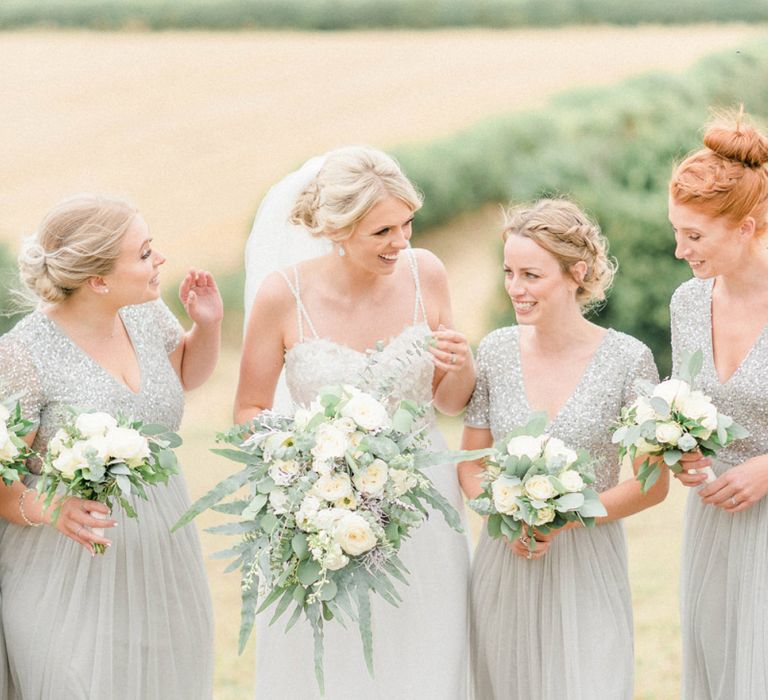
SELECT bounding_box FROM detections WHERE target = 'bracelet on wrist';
[18,487,42,527]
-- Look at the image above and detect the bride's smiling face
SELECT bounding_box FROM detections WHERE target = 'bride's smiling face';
[341,195,414,274]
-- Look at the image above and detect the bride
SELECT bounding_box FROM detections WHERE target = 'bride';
[235,146,475,698]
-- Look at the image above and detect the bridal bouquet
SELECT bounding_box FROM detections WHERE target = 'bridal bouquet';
[468,413,606,550]
[39,409,182,553]
[174,384,486,693]
[612,350,748,492]
[0,399,35,485]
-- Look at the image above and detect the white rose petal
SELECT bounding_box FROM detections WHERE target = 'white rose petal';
[389,468,418,497]
[311,423,349,462]
[634,436,660,454]
[340,394,390,432]
[105,427,150,465]
[52,446,89,479]
[268,490,290,515]
[312,472,353,502]
[534,506,556,526]
[558,470,585,493]
[655,422,683,446]
[633,397,657,424]
[0,405,10,422]
[353,459,389,497]
[0,423,19,461]
[524,474,557,501]
[652,379,691,409]
[506,435,545,460]
[268,459,300,486]
[322,544,349,571]
[491,476,522,515]
[75,412,118,438]
[313,507,349,532]
[334,513,378,556]
[543,437,578,467]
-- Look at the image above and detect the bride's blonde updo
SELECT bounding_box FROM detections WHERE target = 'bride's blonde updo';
[18,194,137,304]
[502,198,617,312]
[289,146,423,241]
[670,108,768,235]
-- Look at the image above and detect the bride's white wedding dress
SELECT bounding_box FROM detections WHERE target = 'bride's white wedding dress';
[253,249,470,699]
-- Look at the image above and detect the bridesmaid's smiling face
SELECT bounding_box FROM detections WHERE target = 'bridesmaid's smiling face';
[101,214,166,306]
[340,195,414,275]
[669,196,756,279]
[503,234,582,325]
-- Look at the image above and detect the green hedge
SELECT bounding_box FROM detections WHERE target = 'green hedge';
[1,0,767,31]
[392,41,768,373]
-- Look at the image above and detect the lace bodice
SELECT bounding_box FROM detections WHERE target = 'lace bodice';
[279,248,435,408]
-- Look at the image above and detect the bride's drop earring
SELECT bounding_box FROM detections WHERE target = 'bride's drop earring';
[337,245,346,257]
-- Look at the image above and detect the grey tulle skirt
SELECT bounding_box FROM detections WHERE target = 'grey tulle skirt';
[470,521,633,700]
[0,473,213,699]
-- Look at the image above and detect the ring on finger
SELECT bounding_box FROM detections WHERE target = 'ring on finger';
[519,534,529,545]
[449,352,457,365]
[730,496,738,506]
[526,551,533,560]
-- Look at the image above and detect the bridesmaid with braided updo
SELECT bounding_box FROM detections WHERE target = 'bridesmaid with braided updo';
[460,198,667,699]
[668,110,768,699]
[0,194,220,698]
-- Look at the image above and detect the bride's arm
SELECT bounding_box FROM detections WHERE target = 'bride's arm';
[234,273,292,424]
[413,249,476,415]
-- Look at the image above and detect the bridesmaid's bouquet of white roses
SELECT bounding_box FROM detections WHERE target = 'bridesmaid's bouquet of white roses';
[468,413,606,551]
[612,350,748,493]
[39,409,182,553]
[0,398,35,485]
[174,384,488,693]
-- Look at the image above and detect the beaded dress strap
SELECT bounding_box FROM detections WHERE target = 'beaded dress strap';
[405,247,428,324]
[277,267,320,343]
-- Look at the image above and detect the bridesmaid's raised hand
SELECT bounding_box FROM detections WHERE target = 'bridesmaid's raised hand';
[674,451,711,488]
[507,533,552,561]
[429,324,472,373]
[699,456,768,513]
[179,269,223,328]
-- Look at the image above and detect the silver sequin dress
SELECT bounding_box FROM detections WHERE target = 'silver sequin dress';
[0,301,213,699]
[672,278,768,699]
[253,250,470,700]
[464,325,658,700]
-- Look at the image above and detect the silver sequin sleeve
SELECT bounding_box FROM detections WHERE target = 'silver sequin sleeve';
[0,331,45,421]
[464,334,492,429]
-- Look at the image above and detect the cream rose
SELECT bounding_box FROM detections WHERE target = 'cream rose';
[323,543,349,571]
[0,404,10,422]
[312,472,353,502]
[313,507,348,532]
[543,437,578,467]
[534,506,556,526]
[652,378,691,409]
[632,397,657,424]
[268,459,299,486]
[75,412,118,438]
[268,489,290,515]
[311,423,349,462]
[506,435,545,460]
[0,423,19,461]
[334,513,377,556]
[52,446,89,479]
[389,468,418,497]
[340,394,389,431]
[105,427,150,466]
[655,422,683,446]
[491,477,522,515]
[296,495,321,531]
[678,391,718,432]
[353,459,389,497]
[524,474,556,501]
[559,469,585,493]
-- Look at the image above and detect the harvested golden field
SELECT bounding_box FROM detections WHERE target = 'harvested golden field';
[1,25,763,279]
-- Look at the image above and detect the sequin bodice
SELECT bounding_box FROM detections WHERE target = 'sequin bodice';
[464,326,658,492]
[671,278,768,469]
[0,300,184,472]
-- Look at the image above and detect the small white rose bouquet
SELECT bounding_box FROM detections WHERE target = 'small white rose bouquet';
[174,384,488,693]
[0,398,36,485]
[468,413,606,551]
[39,408,182,553]
[612,350,748,493]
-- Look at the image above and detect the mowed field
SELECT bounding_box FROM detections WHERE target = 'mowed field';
[2,25,763,698]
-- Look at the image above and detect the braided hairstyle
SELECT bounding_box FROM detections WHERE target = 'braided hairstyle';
[17,194,137,304]
[502,198,617,312]
[670,108,768,234]
[289,146,422,241]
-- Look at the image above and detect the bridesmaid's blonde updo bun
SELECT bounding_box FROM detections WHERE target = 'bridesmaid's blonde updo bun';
[670,108,768,235]
[18,194,137,304]
[502,198,617,312]
[289,146,422,241]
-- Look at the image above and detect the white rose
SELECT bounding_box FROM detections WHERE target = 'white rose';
[334,513,377,556]
[75,412,118,438]
[293,407,314,431]
[558,470,585,493]
[335,493,358,510]
[81,435,110,463]
[340,394,389,432]
[543,437,578,467]
[534,506,556,526]
[323,544,349,571]
[353,459,389,498]
[678,391,718,432]
[0,404,10,422]
[0,423,19,461]
[268,490,290,515]
[633,436,659,454]
[268,459,300,486]
[48,428,69,456]
[491,476,522,515]
[296,495,321,531]
[506,435,545,460]
[312,472,353,502]
[333,417,357,434]
[262,431,293,459]
[52,446,89,479]
[524,474,556,501]
[633,397,657,424]
[655,422,683,446]
[313,507,348,532]
[311,423,349,462]
[389,468,418,497]
[105,427,150,466]
[652,378,691,409]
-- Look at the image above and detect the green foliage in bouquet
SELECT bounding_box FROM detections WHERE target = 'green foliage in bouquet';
[0,398,36,485]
